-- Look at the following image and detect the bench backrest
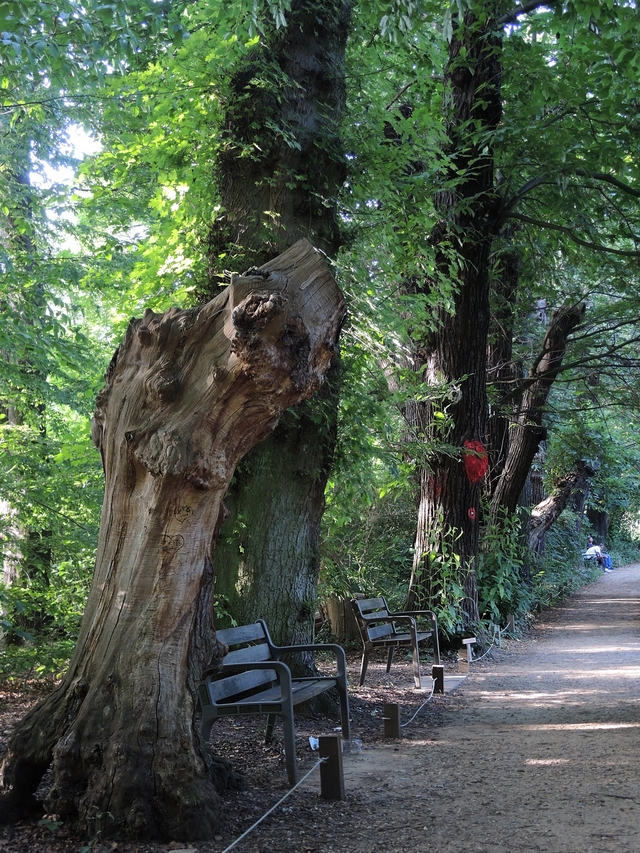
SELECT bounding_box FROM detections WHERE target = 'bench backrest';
[351,597,396,642]
[201,620,277,706]
[216,621,274,665]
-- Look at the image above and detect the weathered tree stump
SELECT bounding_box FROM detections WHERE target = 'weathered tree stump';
[0,239,345,841]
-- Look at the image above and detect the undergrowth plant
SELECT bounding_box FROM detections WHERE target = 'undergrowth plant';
[531,513,602,608]
[477,507,533,624]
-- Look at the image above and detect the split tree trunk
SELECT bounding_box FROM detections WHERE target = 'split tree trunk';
[529,460,597,554]
[486,246,519,497]
[490,303,585,516]
[0,240,345,841]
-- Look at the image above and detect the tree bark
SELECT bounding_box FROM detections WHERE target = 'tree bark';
[0,240,345,840]
[529,460,597,554]
[491,303,585,516]
[406,7,503,623]
[207,0,348,273]
[214,381,337,656]
[486,247,519,497]
[208,0,349,648]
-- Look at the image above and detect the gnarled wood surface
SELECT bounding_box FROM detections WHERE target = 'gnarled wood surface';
[0,239,345,841]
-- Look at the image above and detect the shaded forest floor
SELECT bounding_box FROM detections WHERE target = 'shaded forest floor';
[2,563,640,853]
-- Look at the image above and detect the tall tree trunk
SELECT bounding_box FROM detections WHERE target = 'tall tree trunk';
[214,379,337,652]
[209,0,349,647]
[529,460,597,554]
[406,7,503,623]
[571,476,591,535]
[0,242,345,840]
[208,0,348,271]
[486,246,519,497]
[491,303,585,516]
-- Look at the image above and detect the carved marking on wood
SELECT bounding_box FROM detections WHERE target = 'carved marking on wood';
[162,533,185,554]
[174,505,192,524]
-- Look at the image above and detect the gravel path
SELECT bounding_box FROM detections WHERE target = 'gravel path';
[325,562,640,853]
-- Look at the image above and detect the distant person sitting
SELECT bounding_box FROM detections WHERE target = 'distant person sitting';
[584,537,613,571]
[584,537,605,569]
[599,544,614,571]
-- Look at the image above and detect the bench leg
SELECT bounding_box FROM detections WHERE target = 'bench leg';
[200,709,217,744]
[431,616,441,666]
[411,638,422,689]
[358,650,370,686]
[338,685,351,742]
[281,711,298,786]
[265,714,276,744]
[386,647,395,673]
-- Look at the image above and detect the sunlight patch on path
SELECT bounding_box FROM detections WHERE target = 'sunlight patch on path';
[523,721,640,731]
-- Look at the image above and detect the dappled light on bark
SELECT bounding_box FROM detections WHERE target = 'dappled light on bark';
[0,240,345,841]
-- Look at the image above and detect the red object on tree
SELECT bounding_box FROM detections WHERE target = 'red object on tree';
[463,439,488,484]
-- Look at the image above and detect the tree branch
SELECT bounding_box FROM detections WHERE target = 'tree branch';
[506,212,640,257]
[573,169,640,199]
[497,0,560,27]
[502,168,640,223]
[500,173,551,218]
[494,333,640,408]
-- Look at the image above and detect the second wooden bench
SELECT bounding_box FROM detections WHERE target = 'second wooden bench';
[351,596,440,689]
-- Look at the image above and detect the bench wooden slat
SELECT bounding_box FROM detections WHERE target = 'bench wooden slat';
[222,643,272,665]
[366,623,396,640]
[367,631,433,647]
[216,622,270,646]
[358,596,387,610]
[205,668,278,702]
[213,678,340,708]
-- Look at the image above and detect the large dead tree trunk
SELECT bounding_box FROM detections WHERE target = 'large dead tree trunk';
[0,240,345,841]
[529,460,597,554]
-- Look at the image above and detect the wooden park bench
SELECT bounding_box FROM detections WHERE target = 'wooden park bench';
[351,596,441,689]
[198,619,350,785]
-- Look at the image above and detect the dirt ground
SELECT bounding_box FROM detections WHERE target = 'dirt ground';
[1,562,640,853]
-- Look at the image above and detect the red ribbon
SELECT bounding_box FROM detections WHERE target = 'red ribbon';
[463,439,488,484]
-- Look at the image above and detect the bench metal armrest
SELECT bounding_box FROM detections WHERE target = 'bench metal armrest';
[359,612,419,637]
[390,609,437,630]
[382,613,419,630]
[221,660,293,701]
[269,642,348,681]
[388,610,440,664]
[390,608,437,620]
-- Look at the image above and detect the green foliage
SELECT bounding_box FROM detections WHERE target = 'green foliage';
[605,524,640,569]
[0,637,75,686]
[320,350,417,604]
[420,548,466,638]
[0,0,185,96]
[476,509,532,624]
[1,0,640,672]
[321,485,417,605]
